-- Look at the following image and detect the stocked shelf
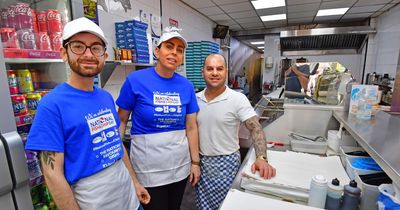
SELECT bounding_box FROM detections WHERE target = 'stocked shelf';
[5,58,64,64]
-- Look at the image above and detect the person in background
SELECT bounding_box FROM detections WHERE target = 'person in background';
[116,27,200,210]
[285,64,310,93]
[195,54,276,210]
[25,17,150,210]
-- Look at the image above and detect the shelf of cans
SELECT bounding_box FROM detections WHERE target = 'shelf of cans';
[185,41,219,89]
[0,3,64,59]
[115,20,150,64]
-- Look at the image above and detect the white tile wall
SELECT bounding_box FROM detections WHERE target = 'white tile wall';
[365,4,400,81]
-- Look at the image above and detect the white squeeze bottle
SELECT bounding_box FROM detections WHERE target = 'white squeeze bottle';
[308,174,328,208]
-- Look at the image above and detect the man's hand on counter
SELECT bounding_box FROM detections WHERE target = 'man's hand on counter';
[251,160,276,179]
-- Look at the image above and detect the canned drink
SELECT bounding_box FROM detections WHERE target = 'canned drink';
[36,32,52,51]
[14,3,33,30]
[7,70,19,94]
[31,9,39,33]
[49,32,62,51]
[17,29,36,49]
[30,69,41,89]
[36,89,50,97]
[0,28,20,48]
[11,94,28,116]
[26,93,41,114]
[17,69,34,93]
[46,9,62,34]
[37,11,47,33]
[0,8,9,28]
[7,5,16,29]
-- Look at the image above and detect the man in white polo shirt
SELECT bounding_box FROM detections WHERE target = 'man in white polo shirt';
[195,54,276,210]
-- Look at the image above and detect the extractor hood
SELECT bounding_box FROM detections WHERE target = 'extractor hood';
[280,26,376,56]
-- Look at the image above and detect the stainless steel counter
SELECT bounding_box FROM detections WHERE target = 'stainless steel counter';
[333,111,400,186]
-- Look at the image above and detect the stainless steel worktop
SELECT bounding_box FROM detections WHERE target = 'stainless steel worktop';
[333,111,400,186]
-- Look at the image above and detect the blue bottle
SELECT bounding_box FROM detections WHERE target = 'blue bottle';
[326,178,343,210]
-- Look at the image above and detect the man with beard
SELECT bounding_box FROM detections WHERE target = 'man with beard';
[26,17,150,210]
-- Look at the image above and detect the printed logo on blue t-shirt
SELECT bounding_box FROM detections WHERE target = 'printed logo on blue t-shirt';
[152,91,184,129]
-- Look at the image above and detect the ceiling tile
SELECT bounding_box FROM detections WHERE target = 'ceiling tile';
[341,12,373,19]
[181,0,215,9]
[287,0,322,6]
[288,11,316,18]
[197,6,224,16]
[288,17,314,23]
[347,5,384,13]
[208,13,232,21]
[379,3,396,11]
[263,20,288,28]
[229,25,243,31]
[235,17,262,24]
[320,0,358,9]
[355,0,392,6]
[314,15,341,22]
[219,2,253,13]
[216,19,239,25]
[213,0,248,4]
[287,3,320,13]
[229,10,259,19]
[240,21,265,28]
[256,7,287,16]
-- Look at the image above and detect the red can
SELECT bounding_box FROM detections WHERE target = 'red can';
[0,28,20,48]
[14,3,33,30]
[11,94,28,116]
[37,11,47,33]
[17,29,36,49]
[31,9,39,33]
[7,5,16,29]
[0,8,9,28]
[49,32,62,51]
[7,70,19,95]
[30,69,41,89]
[46,9,62,34]
[36,32,52,51]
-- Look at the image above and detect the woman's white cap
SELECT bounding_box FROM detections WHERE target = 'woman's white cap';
[62,17,108,45]
[157,26,187,48]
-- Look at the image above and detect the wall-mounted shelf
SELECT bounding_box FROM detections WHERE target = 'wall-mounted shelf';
[5,58,64,64]
[333,111,400,186]
[101,61,154,88]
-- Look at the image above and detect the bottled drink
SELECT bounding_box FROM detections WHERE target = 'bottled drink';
[46,9,62,34]
[341,180,361,210]
[14,3,33,30]
[356,88,372,120]
[308,174,328,208]
[37,11,47,32]
[326,178,344,210]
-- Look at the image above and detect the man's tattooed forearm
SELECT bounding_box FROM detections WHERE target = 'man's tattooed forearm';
[41,151,56,170]
[245,116,267,157]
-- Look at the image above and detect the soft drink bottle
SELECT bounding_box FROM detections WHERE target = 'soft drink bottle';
[46,9,62,34]
[36,32,52,51]
[17,29,36,49]
[31,9,39,33]
[0,8,9,27]
[14,3,33,30]
[7,5,17,29]
[49,32,62,51]
[37,11,47,32]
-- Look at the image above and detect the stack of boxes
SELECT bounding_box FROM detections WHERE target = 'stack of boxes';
[115,20,150,64]
[185,41,219,89]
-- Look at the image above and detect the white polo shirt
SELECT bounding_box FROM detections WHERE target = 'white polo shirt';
[196,87,257,156]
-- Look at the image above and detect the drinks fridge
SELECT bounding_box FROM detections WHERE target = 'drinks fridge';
[0,0,72,209]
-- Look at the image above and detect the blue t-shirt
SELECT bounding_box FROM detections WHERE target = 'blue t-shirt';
[25,83,124,185]
[116,67,199,135]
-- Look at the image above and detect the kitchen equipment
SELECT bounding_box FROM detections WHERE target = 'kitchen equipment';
[289,132,326,142]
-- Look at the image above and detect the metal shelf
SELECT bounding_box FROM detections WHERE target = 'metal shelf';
[333,111,400,186]
[5,58,64,64]
[101,61,154,88]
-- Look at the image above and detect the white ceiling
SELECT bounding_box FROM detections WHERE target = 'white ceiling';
[180,0,399,31]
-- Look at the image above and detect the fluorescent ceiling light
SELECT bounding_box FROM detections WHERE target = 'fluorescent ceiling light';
[251,0,285,10]
[257,46,264,49]
[316,8,349,16]
[261,14,286,22]
[250,41,264,45]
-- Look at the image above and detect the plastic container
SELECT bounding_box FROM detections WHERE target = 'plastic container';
[308,174,328,208]
[326,178,344,210]
[339,146,368,168]
[346,157,382,180]
[341,180,361,210]
[355,171,392,210]
[291,139,328,155]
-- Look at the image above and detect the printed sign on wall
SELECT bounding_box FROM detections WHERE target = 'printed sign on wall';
[169,18,178,28]
[82,0,99,24]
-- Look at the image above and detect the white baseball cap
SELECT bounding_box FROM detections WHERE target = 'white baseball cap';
[157,26,187,48]
[62,17,108,45]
